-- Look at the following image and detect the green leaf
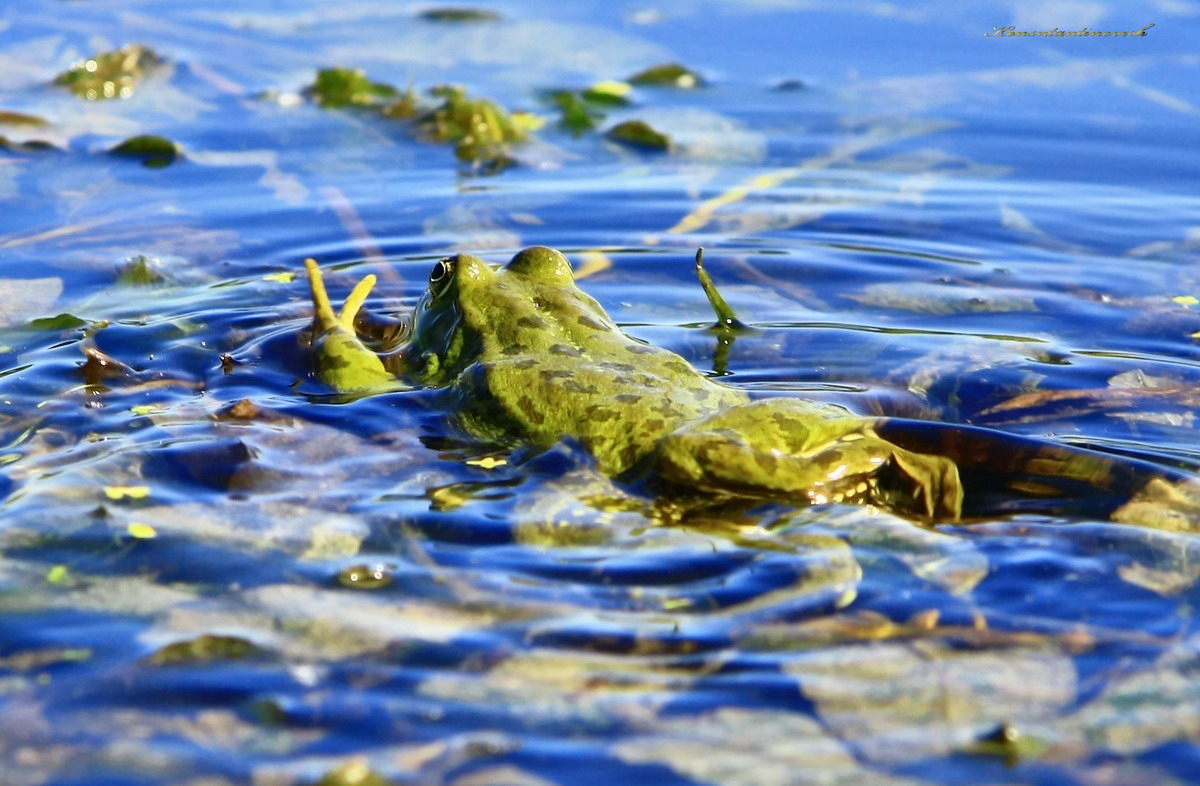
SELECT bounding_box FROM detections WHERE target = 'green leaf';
[606,119,671,151]
[549,90,603,135]
[627,62,706,88]
[29,313,88,330]
[310,67,399,109]
[110,135,181,168]
[418,85,529,167]
[54,44,162,100]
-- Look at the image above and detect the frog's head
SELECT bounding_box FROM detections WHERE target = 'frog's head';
[406,252,485,383]
[406,247,578,384]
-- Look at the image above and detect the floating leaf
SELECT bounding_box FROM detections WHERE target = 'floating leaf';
[54,44,161,100]
[465,455,507,469]
[262,271,295,283]
[117,255,165,284]
[310,67,398,109]
[45,565,71,585]
[606,119,670,150]
[148,634,269,665]
[378,84,422,119]
[126,522,158,539]
[105,485,151,500]
[110,135,181,168]
[418,7,500,22]
[419,85,530,167]
[29,312,87,330]
[0,110,48,127]
[583,80,632,106]
[548,90,602,135]
[627,62,706,88]
[336,563,395,590]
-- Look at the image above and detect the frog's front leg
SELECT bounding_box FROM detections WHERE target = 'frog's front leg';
[653,398,963,522]
[304,259,395,392]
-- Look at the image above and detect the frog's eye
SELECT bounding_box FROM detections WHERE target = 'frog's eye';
[429,257,455,298]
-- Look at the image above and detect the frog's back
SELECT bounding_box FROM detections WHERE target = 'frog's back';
[463,342,746,476]
[452,249,746,474]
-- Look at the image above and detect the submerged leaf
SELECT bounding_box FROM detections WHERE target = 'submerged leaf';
[54,44,162,100]
[848,282,1039,315]
[606,119,670,150]
[628,62,706,88]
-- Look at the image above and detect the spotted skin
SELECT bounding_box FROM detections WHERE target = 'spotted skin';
[306,247,965,521]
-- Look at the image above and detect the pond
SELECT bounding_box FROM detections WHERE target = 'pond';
[2,1,1200,783]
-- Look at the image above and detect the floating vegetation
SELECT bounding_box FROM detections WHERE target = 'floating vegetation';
[606,119,671,150]
[54,44,161,100]
[417,84,537,168]
[307,68,534,169]
[309,67,400,109]
[627,62,706,88]
[110,134,181,168]
[28,312,88,331]
[545,81,632,134]
[547,90,604,135]
[583,80,633,106]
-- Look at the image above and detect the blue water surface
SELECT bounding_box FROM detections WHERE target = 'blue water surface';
[2,1,1200,783]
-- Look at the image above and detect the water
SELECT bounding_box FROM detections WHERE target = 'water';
[2,1,1200,783]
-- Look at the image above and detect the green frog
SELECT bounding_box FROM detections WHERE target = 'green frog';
[304,247,963,522]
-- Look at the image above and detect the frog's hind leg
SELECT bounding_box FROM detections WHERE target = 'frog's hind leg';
[654,398,964,523]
